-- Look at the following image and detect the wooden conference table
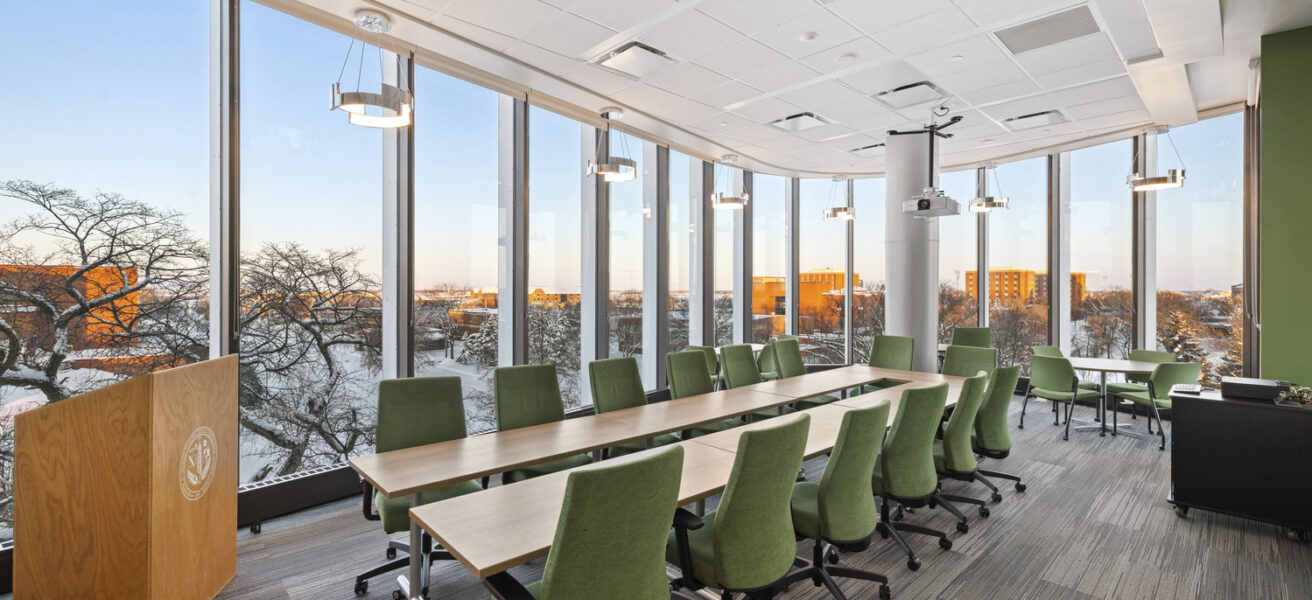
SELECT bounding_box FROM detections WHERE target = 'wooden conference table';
[1067,356,1158,437]
[350,365,965,597]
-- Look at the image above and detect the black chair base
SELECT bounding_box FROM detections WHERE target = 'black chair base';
[877,496,954,571]
[781,539,891,600]
[353,536,452,597]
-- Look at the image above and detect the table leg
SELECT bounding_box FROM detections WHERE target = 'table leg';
[1100,372,1107,436]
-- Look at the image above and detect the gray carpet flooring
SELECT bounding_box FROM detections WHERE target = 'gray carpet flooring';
[213,397,1312,600]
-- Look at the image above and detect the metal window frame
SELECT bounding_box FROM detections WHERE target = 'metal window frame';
[641,142,669,387]
[733,170,753,344]
[498,96,529,366]
[844,178,855,363]
[209,0,239,359]
[381,50,415,379]
[1243,105,1261,376]
[581,126,610,405]
[1132,132,1159,351]
[784,177,801,336]
[689,161,715,345]
[975,166,990,327]
[1049,152,1072,353]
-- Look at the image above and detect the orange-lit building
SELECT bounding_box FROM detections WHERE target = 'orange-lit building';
[529,288,582,305]
[966,268,1088,304]
[0,264,140,350]
[751,269,875,336]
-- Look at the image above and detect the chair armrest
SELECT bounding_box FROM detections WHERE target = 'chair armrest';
[361,479,380,522]
[673,507,704,531]
[483,572,536,600]
[671,507,704,590]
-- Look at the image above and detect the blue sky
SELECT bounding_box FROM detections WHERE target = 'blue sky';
[0,1,1243,294]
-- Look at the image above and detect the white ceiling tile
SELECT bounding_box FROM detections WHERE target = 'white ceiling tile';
[567,0,678,31]
[1049,76,1137,107]
[826,0,952,35]
[753,9,864,59]
[639,10,744,61]
[811,96,888,124]
[1110,23,1161,60]
[722,124,787,144]
[564,63,638,95]
[688,80,765,108]
[610,82,682,108]
[956,78,1041,106]
[904,35,1009,78]
[687,111,758,133]
[693,39,789,77]
[1013,33,1118,75]
[870,7,978,55]
[776,80,863,111]
[642,63,732,97]
[758,134,814,152]
[736,60,821,93]
[953,0,1084,29]
[932,59,1028,94]
[523,12,617,58]
[432,15,519,52]
[797,37,892,75]
[1094,0,1152,32]
[648,96,721,123]
[444,0,563,39]
[504,42,583,74]
[980,95,1060,120]
[730,96,802,123]
[838,60,927,95]
[1063,95,1146,120]
[844,109,908,133]
[697,0,819,36]
[795,123,856,142]
[1031,59,1126,89]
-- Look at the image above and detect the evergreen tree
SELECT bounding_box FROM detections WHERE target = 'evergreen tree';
[1157,311,1204,362]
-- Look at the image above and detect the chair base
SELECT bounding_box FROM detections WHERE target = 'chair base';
[780,539,891,600]
[353,536,453,597]
[877,495,955,571]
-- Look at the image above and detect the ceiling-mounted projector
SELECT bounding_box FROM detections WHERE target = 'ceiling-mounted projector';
[902,187,960,218]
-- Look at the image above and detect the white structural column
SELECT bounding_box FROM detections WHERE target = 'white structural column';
[732,171,753,344]
[884,131,940,371]
[497,96,528,367]
[689,161,715,346]
[1049,152,1073,353]
[381,50,415,379]
[641,143,669,387]
[1132,132,1158,350]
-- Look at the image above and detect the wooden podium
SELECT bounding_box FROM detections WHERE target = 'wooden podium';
[13,355,238,599]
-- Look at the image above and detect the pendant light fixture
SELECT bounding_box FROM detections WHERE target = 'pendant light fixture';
[822,175,855,221]
[711,155,749,209]
[1128,126,1187,191]
[330,9,412,129]
[587,107,636,183]
[969,163,1011,213]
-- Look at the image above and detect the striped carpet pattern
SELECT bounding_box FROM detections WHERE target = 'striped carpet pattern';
[214,397,1312,600]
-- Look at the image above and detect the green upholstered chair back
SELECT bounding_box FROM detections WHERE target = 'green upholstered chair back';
[1030,345,1063,357]
[774,338,807,378]
[1029,355,1076,393]
[758,342,779,376]
[588,357,647,414]
[817,401,891,542]
[538,445,685,600]
[941,345,998,378]
[950,327,991,348]
[1128,349,1176,383]
[974,365,1021,453]
[1148,362,1202,400]
[777,334,799,342]
[684,345,719,376]
[940,372,990,473]
[721,344,762,388]
[666,351,714,399]
[880,383,949,498]
[494,364,565,432]
[867,335,915,370]
[376,377,468,453]
[714,413,810,590]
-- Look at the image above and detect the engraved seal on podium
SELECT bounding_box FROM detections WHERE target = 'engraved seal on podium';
[180,426,217,501]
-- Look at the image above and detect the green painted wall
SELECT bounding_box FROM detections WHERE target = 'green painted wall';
[1260,26,1312,384]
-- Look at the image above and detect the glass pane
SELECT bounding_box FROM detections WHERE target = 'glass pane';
[1155,114,1243,384]
[938,169,979,343]
[799,179,848,364]
[0,0,209,532]
[1070,139,1133,359]
[853,178,886,364]
[712,167,739,347]
[608,132,644,382]
[751,174,787,344]
[527,106,585,409]
[986,158,1049,372]
[413,67,501,433]
[669,151,692,352]
[239,1,381,481]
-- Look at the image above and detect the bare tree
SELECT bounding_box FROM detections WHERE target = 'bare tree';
[938,281,977,344]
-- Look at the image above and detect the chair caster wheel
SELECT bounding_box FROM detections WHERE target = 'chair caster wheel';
[956,521,969,534]
[907,557,921,571]
[979,506,990,518]
[392,590,404,600]
[879,529,890,539]
[386,547,398,559]
[940,537,953,550]
[991,492,1003,503]
[249,521,262,534]
[1017,424,1024,429]
[1015,482,1027,492]
[825,547,840,564]
[879,584,892,599]
[1174,505,1189,518]
[354,580,368,596]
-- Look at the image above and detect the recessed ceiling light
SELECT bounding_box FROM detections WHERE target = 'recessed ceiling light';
[599,106,623,120]
[596,42,676,79]
[949,55,964,62]
[353,9,391,33]
[718,121,728,127]
[836,53,857,63]
[800,31,818,42]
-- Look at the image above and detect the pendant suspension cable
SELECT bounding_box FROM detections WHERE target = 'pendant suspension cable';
[336,38,357,85]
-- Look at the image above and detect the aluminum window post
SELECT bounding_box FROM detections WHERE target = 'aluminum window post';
[581,126,610,406]
[733,170,753,344]
[1049,152,1072,352]
[209,0,239,359]
[1132,132,1158,351]
[784,178,801,336]
[641,143,669,387]
[689,161,715,346]
[497,96,528,366]
[844,178,855,363]
[976,167,989,327]
[381,50,415,379]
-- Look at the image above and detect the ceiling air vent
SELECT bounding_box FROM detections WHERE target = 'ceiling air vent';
[995,5,1099,55]
[1003,110,1066,131]
[849,143,885,158]
[596,42,676,78]
[770,112,831,132]
[872,81,947,110]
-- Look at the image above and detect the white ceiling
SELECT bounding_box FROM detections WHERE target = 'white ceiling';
[294,0,1312,176]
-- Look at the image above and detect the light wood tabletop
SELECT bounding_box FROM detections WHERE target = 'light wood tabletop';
[597,388,796,435]
[1066,357,1160,375]
[689,404,856,461]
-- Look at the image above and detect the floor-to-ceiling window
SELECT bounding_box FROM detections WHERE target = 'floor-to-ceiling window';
[669,151,693,352]
[239,1,381,481]
[752,174,787,344]
[0,0,209,532]
[798,178,848,364]
[1155,114,1244,384]
[938,169,979,343]
[712,166,739,346]
[853,178,887,364]
[413,66,502,432]
[527,106,585,409]
[987,158,1049,372]
[607,131,644,374]
[1070,139,1133,359]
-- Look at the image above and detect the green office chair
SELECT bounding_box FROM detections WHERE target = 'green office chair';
[355,377,484,597]
[495,364,594,483]
[1114,362,1201,450]
[588,357,682,457]
[484,445,686,600]
[934,371,994,520]
[1030,346,1099,389]
[971,366,1027,495]
[1104,349,1176,422]
[774,338,839,410]
[668,414,811,598]
[666,351,740,438]
[784,402,893,600]
[949,327,991,348]
[872,383,955,571]
[758,342,780,380]
[684,345,723,388]
[722,344,794,420]
[940,345,997,378]
[1027,355,1101,441]
[860,335,915,394]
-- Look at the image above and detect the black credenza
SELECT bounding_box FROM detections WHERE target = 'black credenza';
[1170,390,1312,535]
